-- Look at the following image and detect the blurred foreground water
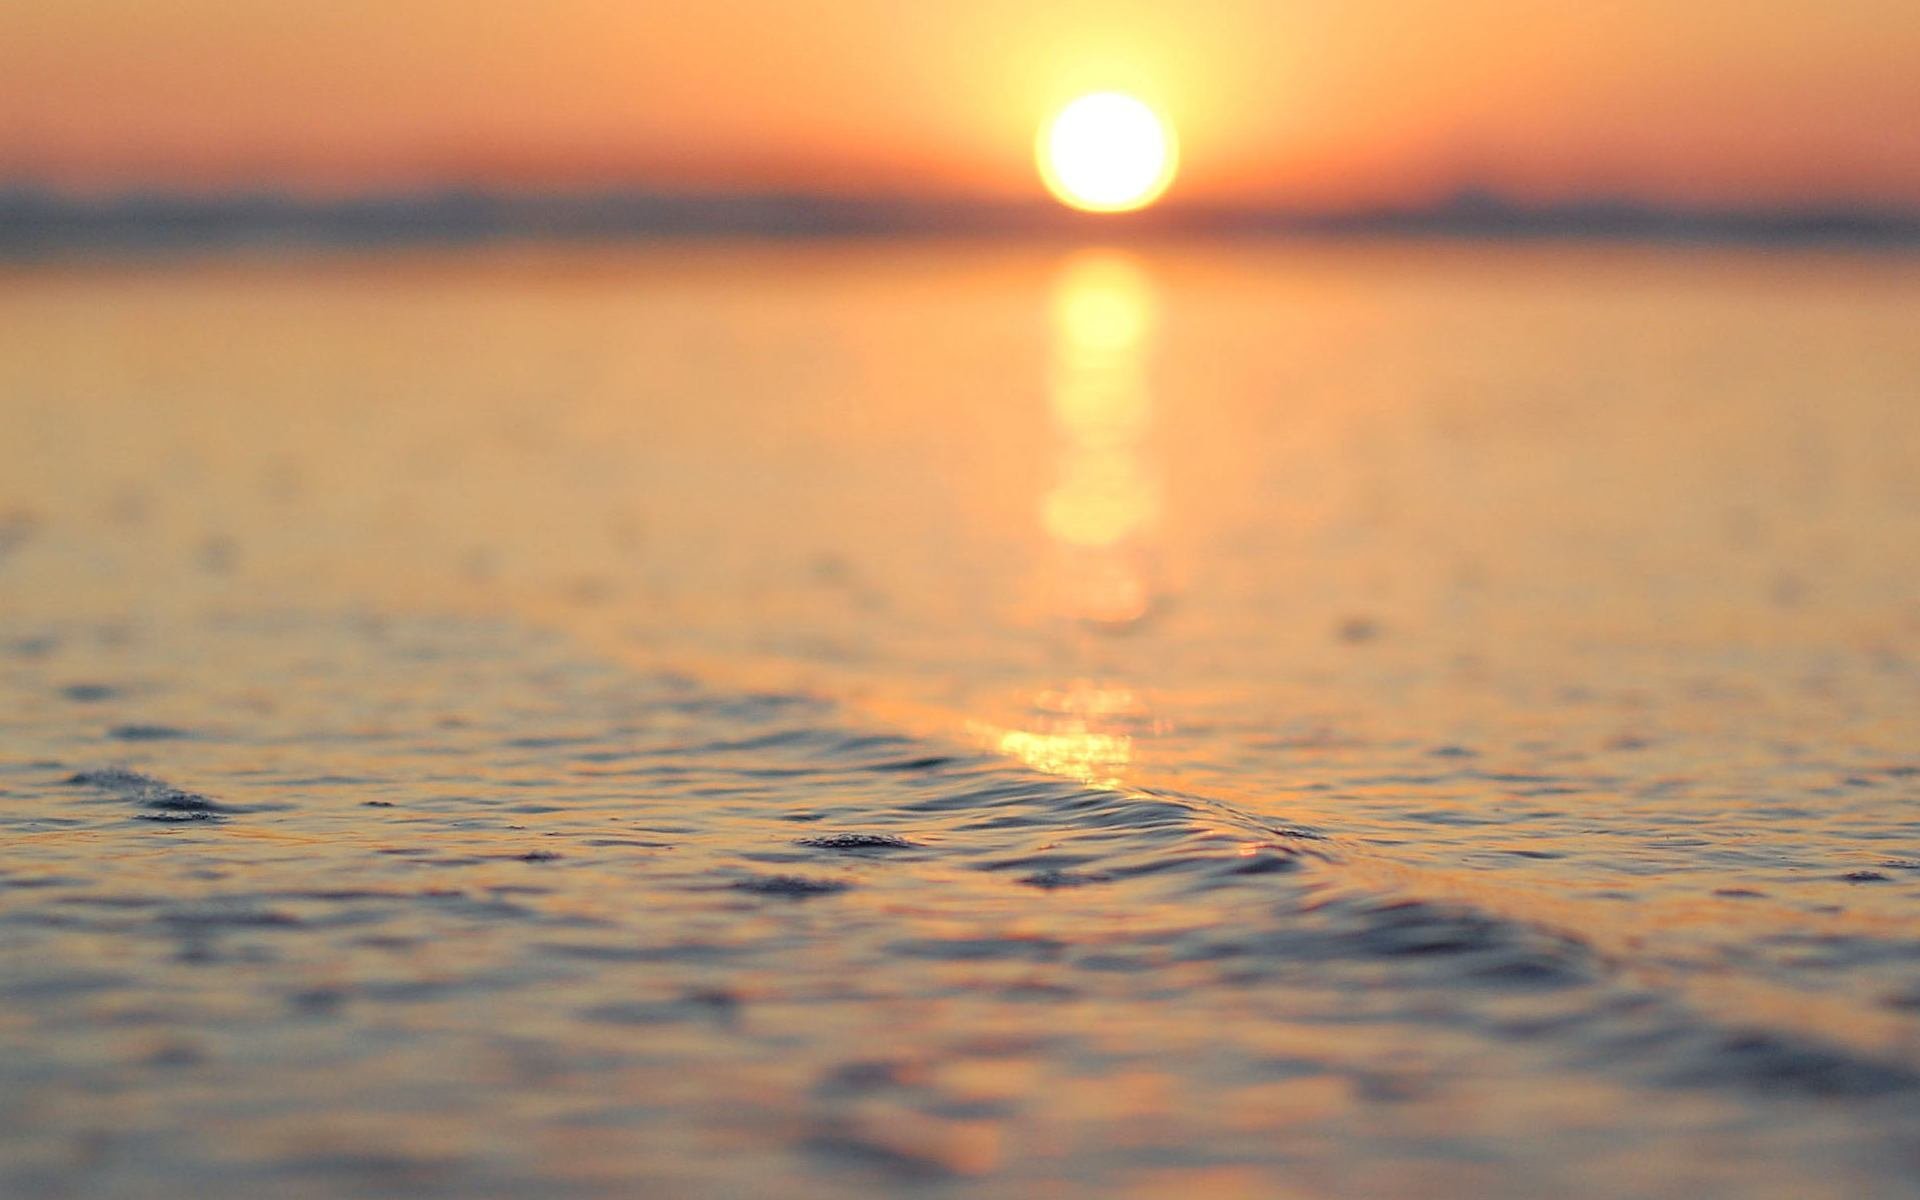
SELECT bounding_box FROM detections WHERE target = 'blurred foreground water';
[2,240,1918,1197]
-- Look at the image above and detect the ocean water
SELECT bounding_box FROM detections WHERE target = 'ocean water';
[1,239,1918,1198]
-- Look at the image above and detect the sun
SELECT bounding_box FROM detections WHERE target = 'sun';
[1038,92,1178,214]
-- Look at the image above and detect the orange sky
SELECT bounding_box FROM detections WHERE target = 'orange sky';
[4,1,1917,206]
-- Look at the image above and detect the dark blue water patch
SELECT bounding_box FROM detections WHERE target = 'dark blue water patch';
[578,990,743,1027]
[729,874,851,898]
[901,776,1102,814]
[282,889,415,903]
[406,896,546,926]
[1354,901,1565,958]
[136,805,226,824]
[1018,868,1113,890]
[351,974,543,1005]
[1658,1030,1920,1098]
[666,691,816,722]
[1271,894,1600,993]
[6,634,59,659]
[796,833,921,852]
[801,1128,961,1183]
[60,683,119,702]
[142,1040,209,1067]
[106,724,194,742]
[1755,931,1920,972]
[0,873,80,890]
[536,940,739,964]
[65,767,243,821]
[1268,825,1328,841]
[159,906,306,931]
[1052,793,1209,831]
[57,893,170,908]
[813,1058,923,1096]
[0,971,135,1001]
[503,734,598,749]
[864,755,956,772]
[888,936,1066,962]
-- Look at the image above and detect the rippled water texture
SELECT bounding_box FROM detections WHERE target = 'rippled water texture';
[2,241,1918,1197]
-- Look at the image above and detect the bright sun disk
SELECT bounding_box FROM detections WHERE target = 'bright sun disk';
[1038,92,1177,214]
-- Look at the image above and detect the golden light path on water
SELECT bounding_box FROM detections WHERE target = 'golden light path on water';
[996,250,1163,786]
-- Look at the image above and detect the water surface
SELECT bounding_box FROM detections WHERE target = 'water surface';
[2,240,1918,1197]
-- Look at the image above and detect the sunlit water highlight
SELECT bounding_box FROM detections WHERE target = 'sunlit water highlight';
[1,241,1918,1197]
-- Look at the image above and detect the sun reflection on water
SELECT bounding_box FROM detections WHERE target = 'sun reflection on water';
[998,251,1168,785]
[993,727,1134,786]
[1042,250,1162,625]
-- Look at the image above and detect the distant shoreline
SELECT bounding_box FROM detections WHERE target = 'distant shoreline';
[4,186,1917,256]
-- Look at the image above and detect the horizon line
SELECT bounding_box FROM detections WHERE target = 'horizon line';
[5,184,1918,255]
